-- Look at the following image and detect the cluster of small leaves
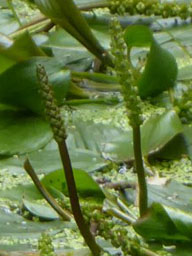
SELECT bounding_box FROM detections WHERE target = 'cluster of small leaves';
[81,200,103,224]
[82,201,147,255]
[57,196,71,212]
[99,221,145,255]
[175,85,192,124]
[109,0,192,19]
[110,18,143,127]
[37,65,67,143]
[38,233,57,256]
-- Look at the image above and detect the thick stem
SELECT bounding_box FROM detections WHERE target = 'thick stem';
[133,125,148,217]
[24,159,72,221]
[58,141,101,256]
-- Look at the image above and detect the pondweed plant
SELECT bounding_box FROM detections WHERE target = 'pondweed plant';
[38,64,102,255]
[34,0,113,67]
[24,65,102,256]
[110,18,148,217]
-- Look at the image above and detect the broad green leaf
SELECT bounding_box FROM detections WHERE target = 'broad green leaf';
[0,32,45,60]
[44,28,93,71]
[124,25,153,48]
[0,109,182,165]
[0,32,45,73]
[0,57,71,114]
[147,180,192,212]
[0,10,19,35]
[124,25,178,98]
[22,199,60,220]
[0,140,108,174]
[0,110,52,155]
[0,183,41,201]
[0,207,73,236]
[42,169,105,199]
[133,202,190,241]
[0,206,75,251]
[151,133,188,160]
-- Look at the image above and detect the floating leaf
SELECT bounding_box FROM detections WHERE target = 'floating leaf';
[0,57,71,114]
[0,206,75,251]
[124,25,178,98]
[133,202,192,242]
[42,169,105,199]
[103,110,183,161]
[0,110,52,155]
[0,32,45,74]
[22,199,60,220]
[133,202,190,241]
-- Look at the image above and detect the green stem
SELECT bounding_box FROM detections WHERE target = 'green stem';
[57,141,101,256]
[7,0,22,26]
[71,71,119,84]
[64,98,119,106]
[10,16,49,39]
[169,87,175,106]
[133,125,148,217]
[23,159,72,221]
[76,0,109,10]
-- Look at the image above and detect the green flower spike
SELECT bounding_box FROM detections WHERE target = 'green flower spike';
[110,18,143,128]
[36,64,66,143]
[110,18,148,217]
[36,64,101,256]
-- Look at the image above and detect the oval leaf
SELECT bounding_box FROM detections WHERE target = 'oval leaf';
[22,199,60,220]
[124,25,178,98]
[0,57,71,114]
[42,169,105,200]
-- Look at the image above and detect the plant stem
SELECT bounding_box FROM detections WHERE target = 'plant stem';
[24,159,72,221]
[10,16,49,39]
[58,140,101,256]
[133,125,148,217]
[63,98,119,106]
[7,0,22,26]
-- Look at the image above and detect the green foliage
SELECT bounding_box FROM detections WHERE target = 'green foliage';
[109,0,192,19]
[1,0,192,255]
[38,233,57,256]
[133,202,192,241]
[124,25,178,98]
[0,57,70,114]
[0,110,52,155]
[42,169,105,200]
[111,19,142,127]
[34,0,112,65]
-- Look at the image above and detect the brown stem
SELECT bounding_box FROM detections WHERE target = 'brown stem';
[58,141,101,256]
[24,159,72,221]
[133,125,148,217]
